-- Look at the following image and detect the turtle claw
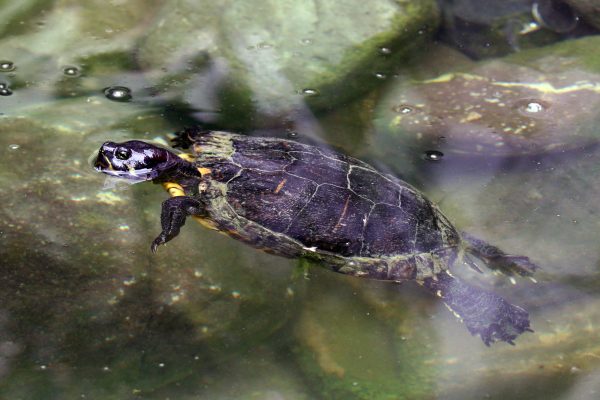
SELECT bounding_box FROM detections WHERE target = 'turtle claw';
[151,196,207,254]
[151,236,165,253]
[488,255,540,277]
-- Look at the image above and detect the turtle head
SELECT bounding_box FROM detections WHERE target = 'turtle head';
[94,140,182,182]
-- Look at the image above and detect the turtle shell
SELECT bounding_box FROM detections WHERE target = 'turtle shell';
[185,131,461,280]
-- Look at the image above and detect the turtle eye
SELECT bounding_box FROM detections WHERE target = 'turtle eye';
[115,147,132,160]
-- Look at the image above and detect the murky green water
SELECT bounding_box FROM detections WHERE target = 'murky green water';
[2,1,600,399]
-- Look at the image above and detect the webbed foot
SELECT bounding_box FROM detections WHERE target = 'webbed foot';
[423,272,533,345]
[151,196,206,253]
[462,232,540,277]
[463,296,532,347]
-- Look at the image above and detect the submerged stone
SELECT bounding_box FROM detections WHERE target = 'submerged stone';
[293,267,438,399]
[437,0,577,59]
[137,0,439,125]
[374,36,600,178]
[565,0,600,30]
[0,103,301,396]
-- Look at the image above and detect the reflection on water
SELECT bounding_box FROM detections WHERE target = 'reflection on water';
[1,0,600,398]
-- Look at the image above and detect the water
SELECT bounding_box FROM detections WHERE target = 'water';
[1,1,600,399]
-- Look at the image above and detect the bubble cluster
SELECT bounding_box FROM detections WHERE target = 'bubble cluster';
[0,82,12,96]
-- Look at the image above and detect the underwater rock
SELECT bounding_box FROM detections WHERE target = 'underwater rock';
[565,0,600,29]
[374,35,600,180]
[136,0,439,126]
[0,0,162,93]
[0,106,300,396]
[151,345,313,399]
[293,267,439,400]
[437,0,578,59]
[291,203,600,399]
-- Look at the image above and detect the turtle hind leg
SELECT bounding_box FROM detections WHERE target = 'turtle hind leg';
[461,232,539,277]
[151,196,207,253]
[422,272,533,346]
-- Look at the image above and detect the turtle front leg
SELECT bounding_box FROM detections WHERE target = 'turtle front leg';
[461,232,539,277]
[151,196,207,253]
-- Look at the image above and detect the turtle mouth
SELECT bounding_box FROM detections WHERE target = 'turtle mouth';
[93,153,111,171]
[100,168,156,181]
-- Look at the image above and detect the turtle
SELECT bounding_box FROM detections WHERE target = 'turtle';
[93,127,538,345]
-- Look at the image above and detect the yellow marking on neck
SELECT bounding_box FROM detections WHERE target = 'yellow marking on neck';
[163,182,185,197]
[178,153,195,162]
[175,153,210,176]
[198,167,211,176]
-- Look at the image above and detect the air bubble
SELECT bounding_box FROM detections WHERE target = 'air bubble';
[392,104,413,114]
[8,144,20,150]
[374,72,387,80]
[300,38,313,45]
[0,61,14,72]
[301,88,319,96]
[515,99,549,117]
[103,86,132,102]
[423,150,443,161]
[286,130,299,138]
[532,0,578,33]
[524,102,544,113]
[379,47,392,55]
[257,42,273,49]
[63,66,80,77]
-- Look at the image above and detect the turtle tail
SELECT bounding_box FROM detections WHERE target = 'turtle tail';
[422,271,532,346]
